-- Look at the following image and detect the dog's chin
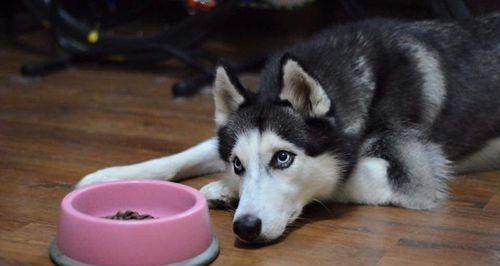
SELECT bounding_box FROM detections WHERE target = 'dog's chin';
[235,227,289,246]
[235,234,284,247]
[238,214,301,246]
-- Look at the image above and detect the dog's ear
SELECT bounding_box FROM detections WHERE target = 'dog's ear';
[213,62,247,127]
[279,54,331,117]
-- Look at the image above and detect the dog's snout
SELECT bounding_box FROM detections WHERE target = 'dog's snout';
[233,214,262,242]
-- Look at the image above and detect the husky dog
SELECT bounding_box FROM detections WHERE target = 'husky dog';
[77,14,500,243]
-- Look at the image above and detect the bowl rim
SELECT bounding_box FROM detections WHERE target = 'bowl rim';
[62,180,206,225]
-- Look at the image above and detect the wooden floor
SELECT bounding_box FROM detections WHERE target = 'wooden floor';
[1,44,499,266]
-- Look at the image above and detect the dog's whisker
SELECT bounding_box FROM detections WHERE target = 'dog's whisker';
[312,198,334,215]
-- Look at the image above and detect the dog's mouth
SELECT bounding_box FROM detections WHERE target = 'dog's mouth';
[288,210,300,223]
[235,234,286,247]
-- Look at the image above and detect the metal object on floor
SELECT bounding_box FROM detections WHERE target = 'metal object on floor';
[20,0,237,72]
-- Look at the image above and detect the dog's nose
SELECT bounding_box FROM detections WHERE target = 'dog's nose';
[233,214,262,242]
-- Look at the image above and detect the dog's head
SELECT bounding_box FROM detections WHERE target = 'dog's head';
[214,54,354,243]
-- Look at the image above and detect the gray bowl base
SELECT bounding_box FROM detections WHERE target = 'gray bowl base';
[49,235,220,266]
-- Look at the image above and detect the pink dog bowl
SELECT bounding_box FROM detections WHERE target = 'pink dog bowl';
[50,180,219,266]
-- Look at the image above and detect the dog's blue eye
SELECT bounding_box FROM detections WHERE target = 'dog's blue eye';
[278,152,289,162]
[233,157,244,175]
[272,151,295,169]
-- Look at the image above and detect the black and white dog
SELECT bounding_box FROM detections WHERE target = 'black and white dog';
[77,14,500,243]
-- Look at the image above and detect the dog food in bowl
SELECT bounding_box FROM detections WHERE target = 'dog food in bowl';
[103,210,156,220]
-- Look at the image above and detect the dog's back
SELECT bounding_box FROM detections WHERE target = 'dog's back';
[259,14,500,167]
[420,15,500,160]
[389,14,500,170]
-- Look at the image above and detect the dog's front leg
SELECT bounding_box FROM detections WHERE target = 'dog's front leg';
[76,138,226,188]
[200,175,239,208]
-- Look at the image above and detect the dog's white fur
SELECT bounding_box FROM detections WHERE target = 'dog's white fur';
[455,138,500,173]
[399,40,446,126]
[231,129,341,240]
[77,138,225,187]
[332,157,393,205]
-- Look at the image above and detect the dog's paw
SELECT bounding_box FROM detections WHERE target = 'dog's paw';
[200,180,238,209]
[76,167,125,188]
